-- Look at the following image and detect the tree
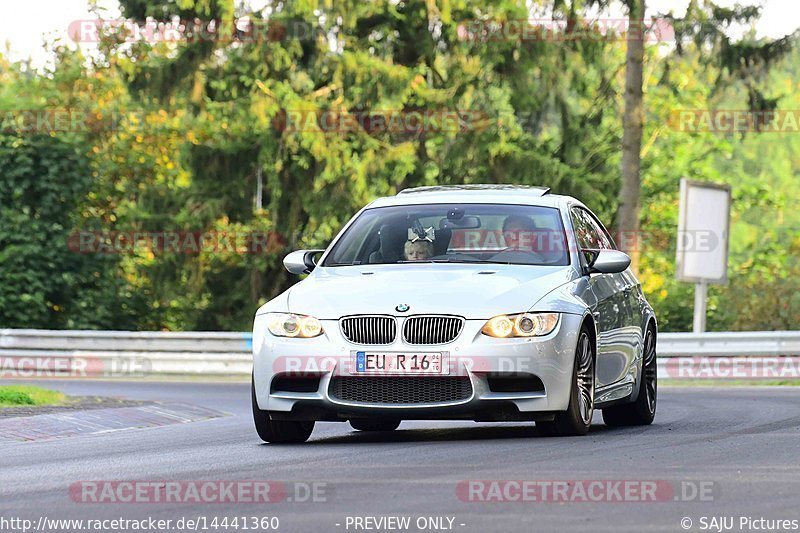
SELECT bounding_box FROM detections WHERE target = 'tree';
[617,0,645,272]
[616,0,793,274]
[91,0,628,329]
[0,133,145,329]
[2,0,796,332]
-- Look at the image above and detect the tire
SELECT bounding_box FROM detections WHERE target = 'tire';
[349,419,401,432]
[537,328,595,437]
[602,325,657,427]
[251,376,314,443]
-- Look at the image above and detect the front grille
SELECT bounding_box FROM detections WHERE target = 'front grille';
[340,315,396,345]
[403,315,464,345]
[330,376,473,404]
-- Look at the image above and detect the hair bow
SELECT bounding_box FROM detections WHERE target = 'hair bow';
[408,226,435,243]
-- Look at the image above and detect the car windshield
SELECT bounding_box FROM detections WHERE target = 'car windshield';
[322,203,570,267]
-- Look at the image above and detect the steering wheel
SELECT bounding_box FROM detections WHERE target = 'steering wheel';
[491,248,548,264]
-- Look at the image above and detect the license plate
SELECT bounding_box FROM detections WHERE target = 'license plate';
[352,352,448,375]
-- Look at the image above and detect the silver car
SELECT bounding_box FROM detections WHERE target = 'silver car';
[251,185,657,442]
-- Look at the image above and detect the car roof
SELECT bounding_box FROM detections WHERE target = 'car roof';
[366,184,580,209]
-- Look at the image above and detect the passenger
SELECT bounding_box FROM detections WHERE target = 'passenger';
[403,239,434,261]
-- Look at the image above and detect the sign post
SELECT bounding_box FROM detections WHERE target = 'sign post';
[692,281,708,333]
[675,179,732,333]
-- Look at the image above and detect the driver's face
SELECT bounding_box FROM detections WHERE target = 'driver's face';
[503,225,535,249]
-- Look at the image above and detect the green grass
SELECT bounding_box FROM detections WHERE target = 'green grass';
[0,385,67,407]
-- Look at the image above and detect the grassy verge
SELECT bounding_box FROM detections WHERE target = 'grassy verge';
[0,385,67,407]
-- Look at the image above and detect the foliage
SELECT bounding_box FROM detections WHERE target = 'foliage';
[0,132,144,328]
[0,0,797,332]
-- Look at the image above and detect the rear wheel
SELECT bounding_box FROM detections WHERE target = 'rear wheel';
[252,377,314,443]
[602,325,657,427]
[537,328,595,437]
[349,419,401,432]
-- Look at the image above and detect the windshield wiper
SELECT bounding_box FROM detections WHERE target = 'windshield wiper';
[398,258,514,265]
[397,258,467,264]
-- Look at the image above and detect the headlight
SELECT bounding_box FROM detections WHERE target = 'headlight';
[481,313,559,338]
[266,313,324,338]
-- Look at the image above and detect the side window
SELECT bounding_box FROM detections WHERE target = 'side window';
[585,210,615,250]
[570,209,592,250]
[571,208,611,251]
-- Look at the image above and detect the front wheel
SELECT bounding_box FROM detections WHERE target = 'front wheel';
[537,328,595,437]
[602,326,657,427]
[252,377,314,443]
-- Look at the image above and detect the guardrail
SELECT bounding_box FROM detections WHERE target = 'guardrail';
[1,329,799,379]
[0,329,252,376]
[657,331,800,379]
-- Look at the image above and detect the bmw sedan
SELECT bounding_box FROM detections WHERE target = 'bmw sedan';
[252,185,657,443]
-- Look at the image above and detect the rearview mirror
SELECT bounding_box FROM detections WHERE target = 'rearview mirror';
[438,216,481,230]
[283,249,325,275]
[587,250,631,274]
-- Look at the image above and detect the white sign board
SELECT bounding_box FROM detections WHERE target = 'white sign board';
[675,179,731,284]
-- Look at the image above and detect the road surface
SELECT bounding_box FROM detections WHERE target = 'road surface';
[1,380,799,533]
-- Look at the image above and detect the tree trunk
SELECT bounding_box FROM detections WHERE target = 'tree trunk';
[617,0,646,274]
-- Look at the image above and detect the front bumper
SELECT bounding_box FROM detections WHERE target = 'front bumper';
[252,313,583,421]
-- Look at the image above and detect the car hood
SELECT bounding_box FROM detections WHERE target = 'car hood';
[285,264,576,319]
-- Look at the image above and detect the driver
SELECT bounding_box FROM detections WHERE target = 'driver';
[502,215,539,251]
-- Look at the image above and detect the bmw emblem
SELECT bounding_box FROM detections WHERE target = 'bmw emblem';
[396,304,410,312]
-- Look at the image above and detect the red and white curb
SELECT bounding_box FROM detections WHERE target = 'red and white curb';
[0,402,226,442]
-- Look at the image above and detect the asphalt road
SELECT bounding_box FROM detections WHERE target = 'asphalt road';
[1,380,799,533]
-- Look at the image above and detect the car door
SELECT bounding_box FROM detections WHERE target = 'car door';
[570,207,637,388]
[586,209,642,380]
